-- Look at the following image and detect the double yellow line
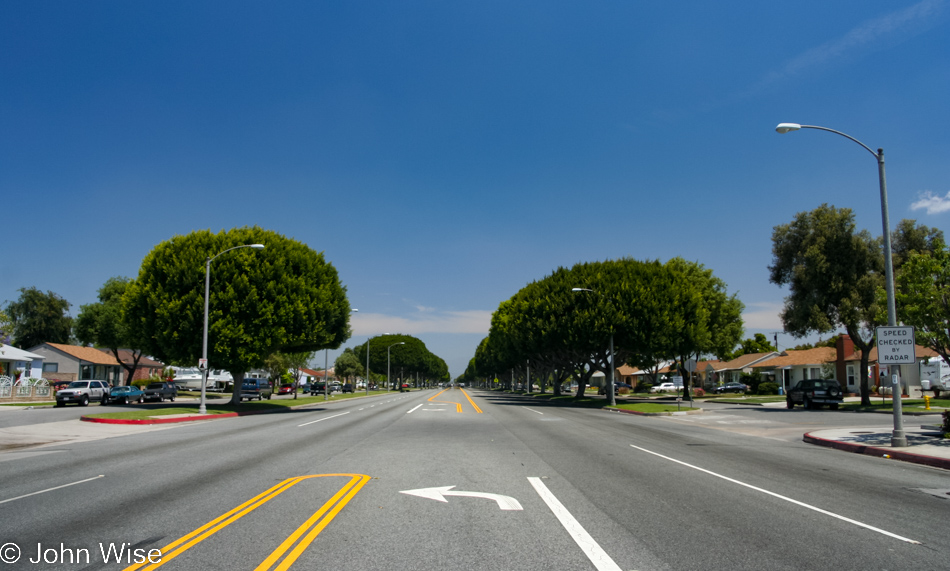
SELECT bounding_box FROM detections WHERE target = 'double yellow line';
[124,473,370,571]
[428,388,482,413]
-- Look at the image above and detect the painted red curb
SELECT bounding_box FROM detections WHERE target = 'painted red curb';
[803,432,950,470]
[79,408,283,425]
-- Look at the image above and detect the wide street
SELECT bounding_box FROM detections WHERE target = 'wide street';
[1,389,948,571]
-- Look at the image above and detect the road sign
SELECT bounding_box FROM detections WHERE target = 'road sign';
[198,358,208,370]
[876,326,916,365]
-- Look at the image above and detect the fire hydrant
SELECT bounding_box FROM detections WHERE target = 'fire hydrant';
[924,395,931,410]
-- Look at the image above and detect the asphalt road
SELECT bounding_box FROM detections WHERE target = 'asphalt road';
[1,390,948,570]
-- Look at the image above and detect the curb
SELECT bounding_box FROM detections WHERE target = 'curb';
[606,406,703,417]
[803,431,950,470]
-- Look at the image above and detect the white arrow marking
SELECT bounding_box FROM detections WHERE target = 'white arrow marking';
[400,486,523,510]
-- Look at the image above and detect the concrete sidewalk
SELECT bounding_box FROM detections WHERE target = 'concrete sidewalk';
[805,425,950,470]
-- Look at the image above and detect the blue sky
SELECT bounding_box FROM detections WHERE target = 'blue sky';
[3,1,949,377]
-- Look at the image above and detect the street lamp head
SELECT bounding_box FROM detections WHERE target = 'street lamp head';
[775,123,801,134]
[572,287,593,293]
[249,243,265,249]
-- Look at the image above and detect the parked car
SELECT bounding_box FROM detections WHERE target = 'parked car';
[786,379,843,410]
[598,382,633,395]
[142,381,177,402]
[714,382,748,394]
[341,383,353,393]
[650,382,679,393]
[104,385,145,405]
[278,383,295,395]
[310,382,330,395]
[56,380,110,407]
[240,378,273,401]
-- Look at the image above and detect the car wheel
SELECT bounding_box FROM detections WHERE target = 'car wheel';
[170,396,175,402]
[101,398,108,406]
[803,397,812,410]
[786,399,794,409]
[56,401,64,407]
[80,395,89,406]
[158,396,164,402]
[267,394,271,400]
[138,396,144,404]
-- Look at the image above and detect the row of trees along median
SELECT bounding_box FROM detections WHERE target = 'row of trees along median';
[462,258,744,400]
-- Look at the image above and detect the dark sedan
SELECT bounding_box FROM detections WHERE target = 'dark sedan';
[714,382,748,394]
[104,385,145,405]
[598,382,633,395]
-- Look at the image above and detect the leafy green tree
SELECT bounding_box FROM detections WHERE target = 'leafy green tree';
[0,309,12,343]
[263,350,314,399]
[123,227,352,404]
[723,333,776,360]
[891,219,945,272]
[5,287,73,348]
[353,334,445,389]
[896,246,950,369]
[75,277,148,386]
[334,348,364,385]
[769,204,883,405]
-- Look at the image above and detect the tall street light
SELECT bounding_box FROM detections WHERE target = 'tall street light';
[572,287,616,407]
[775,122,905,447]
[200,243,265,414]
[387,342,404,391]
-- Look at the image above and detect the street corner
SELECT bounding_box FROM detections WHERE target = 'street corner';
[804,427,950,470]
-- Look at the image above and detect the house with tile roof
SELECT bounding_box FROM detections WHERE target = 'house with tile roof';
[707,351,780,386]
[27,342,124,385]
[749,347,836,394]
[835,334,938,397]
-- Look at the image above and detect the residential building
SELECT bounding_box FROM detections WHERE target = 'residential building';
[27,342,124,385]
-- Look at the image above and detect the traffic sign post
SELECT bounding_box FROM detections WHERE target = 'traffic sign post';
[876,326,916,365]
[876,326,915,448]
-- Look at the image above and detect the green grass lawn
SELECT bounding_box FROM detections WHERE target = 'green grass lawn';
[714,396,787,405]
[611,402,697,413]
[842,398,950,413]
[82,390,395,420]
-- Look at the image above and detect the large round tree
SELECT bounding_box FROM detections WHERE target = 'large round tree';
[123,227,352,404]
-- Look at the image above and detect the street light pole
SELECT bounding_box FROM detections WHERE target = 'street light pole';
[387,342,404,392]
[572,287,616,407]
[200,243,265,415]
[776,122,905,447]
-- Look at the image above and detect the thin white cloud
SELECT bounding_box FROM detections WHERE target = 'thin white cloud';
[755,0,945,90]
[742,301,785,330]
[910,191,950,214]
[352,310,492,336]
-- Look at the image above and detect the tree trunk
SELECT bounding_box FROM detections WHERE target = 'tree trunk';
[230,371,245,405]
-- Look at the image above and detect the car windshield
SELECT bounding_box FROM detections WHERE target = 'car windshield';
[113,387,129,392]
[67,382,87,388]
[147,383,162,389]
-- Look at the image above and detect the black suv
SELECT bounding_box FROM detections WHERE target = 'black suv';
[786,379,843,410]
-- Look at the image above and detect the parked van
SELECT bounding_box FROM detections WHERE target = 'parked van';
[241,378,272,401]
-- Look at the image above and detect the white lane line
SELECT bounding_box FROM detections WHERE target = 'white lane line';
[0,475,105,505]
[629,444,921,545]
[527,477,622,571]
[298,411,350,427]
[407,404,423,414]
[523,407,544,415]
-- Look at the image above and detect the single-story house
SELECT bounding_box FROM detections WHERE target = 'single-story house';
[836,334,938,397]
[0,343,45,380]
[751,347,837,393]
[28,342,124,385]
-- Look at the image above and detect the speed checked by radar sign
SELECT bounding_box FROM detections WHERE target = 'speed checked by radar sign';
[876,326,916,365]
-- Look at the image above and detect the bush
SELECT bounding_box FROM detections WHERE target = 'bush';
[693,388,705,397]
[617,386,630,395]
[635,380,653,393]
[757,382,779,395]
